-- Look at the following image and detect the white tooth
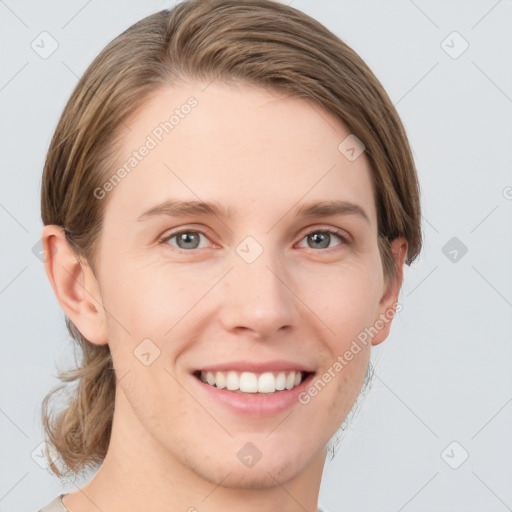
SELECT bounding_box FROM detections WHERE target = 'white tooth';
[239,372,258,392]
[226,371,239,391]
[275,372,286,390]
[215,371,226,389]
[201,369,303,392]
[258,372,276,393]
[285,371,295,390]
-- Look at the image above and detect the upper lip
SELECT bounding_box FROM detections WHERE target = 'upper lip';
[194,360,315,374]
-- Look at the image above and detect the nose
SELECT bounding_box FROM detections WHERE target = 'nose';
[218,248,300,340]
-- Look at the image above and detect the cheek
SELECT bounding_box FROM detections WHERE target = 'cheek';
[101,258,181,331]
[115,361,198,441]
[303,260,383,340]
[101,263,207,376]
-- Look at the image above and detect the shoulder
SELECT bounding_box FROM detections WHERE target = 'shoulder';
[37,494,69,512]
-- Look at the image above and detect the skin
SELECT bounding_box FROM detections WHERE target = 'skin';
[42,80,407,512]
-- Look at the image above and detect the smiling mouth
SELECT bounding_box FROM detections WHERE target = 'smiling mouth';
[193,370,314,394]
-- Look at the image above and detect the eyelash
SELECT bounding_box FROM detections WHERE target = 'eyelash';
[158,227,350,252]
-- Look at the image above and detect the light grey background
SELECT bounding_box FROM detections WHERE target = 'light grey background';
[1,1,511,511]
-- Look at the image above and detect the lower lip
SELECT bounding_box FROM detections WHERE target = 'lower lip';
[192,373,315,417]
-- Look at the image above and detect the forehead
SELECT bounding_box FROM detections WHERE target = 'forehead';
[103,81,377,228]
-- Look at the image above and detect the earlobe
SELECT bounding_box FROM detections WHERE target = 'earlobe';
[371,237,408,347]
[41,225,109,346]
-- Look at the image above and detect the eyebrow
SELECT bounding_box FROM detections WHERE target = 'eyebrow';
[136,199,370,224]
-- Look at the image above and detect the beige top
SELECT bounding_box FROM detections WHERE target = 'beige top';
[38,494,329,511]
[38,494,68,512]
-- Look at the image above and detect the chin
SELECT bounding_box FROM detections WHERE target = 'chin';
[190,438,317,490]
[203,457,306,490]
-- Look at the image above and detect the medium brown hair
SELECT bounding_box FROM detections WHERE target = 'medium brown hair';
[40,0,422,477]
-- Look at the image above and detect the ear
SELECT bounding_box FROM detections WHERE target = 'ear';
[371,237,407,347]
[41,225,108,346]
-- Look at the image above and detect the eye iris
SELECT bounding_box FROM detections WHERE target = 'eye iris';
[177,232,200,250]
[168,230,339,251]
[308,232,330,249]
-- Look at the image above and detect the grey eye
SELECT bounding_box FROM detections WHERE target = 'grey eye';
[164,231,206,250]
[298,230,346,250]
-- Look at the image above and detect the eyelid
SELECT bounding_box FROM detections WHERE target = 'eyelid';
[158,225,215,244]
[158,224,352,249]
[297,224,351,244]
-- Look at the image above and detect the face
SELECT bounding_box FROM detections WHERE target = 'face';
[72,81,403,488]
